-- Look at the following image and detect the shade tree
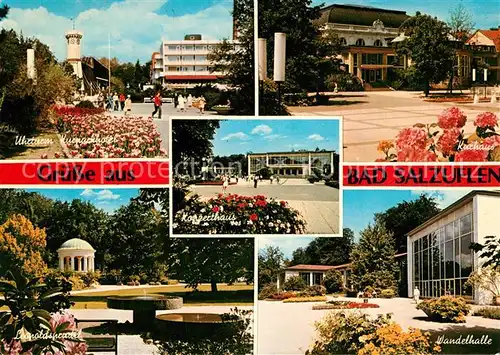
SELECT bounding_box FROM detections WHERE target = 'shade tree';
[258,245,285,289]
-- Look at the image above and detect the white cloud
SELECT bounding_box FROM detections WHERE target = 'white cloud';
[251,124,273,136]
[411,190,471,209]
[308,134,324,141]
[0,1,233,62]
[221,132,249,141]
[287,143,304,149]
[263,134,283,140]
[80,189,120,201]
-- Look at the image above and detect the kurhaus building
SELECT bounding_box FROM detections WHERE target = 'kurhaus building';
[407,191,500,305]
[247,150,338,178]
[317,4,500,86]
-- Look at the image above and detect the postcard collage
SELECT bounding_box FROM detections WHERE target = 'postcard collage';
[0,0,500,354]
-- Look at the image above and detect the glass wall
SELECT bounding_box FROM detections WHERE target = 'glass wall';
[412,213,473,299]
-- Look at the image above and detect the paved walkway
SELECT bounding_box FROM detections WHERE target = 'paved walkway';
[190,182,340,234]
[70,305,253,355]
[257,297,500,355]
[289,91,500,162]
[70,283,186,295]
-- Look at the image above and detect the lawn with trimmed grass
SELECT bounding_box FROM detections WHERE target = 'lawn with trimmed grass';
[70,284,254,309]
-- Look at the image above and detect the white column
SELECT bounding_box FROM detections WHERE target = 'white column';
[247,155,251,176]
[69,256,73,271]
[83,256,88,272]
[277,275,280,291]
[331,151,334,175]
[310,272,313,286]
[91,256,95,271]
[348,52,354,74]
[59,256,64,271]
[79,257,83,272]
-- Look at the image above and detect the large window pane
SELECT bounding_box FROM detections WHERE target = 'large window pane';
[423,249,429,280]
[445,241,454,278]
[454,239,460,278]
[445,223,454,241]
[460,215,472,235]
[460,233,473,277]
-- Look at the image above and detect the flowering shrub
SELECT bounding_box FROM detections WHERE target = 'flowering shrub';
[282,296,327,303]
[306,312,439,355]
[271,292,296,300]
[283,276,307,291]
[258,283,278,300]
[298,285,327,297]
[173,193,306,234]
[377,108,500,162]
[358,324,441,355]
[50,105,166,158]
[417,296,471,323]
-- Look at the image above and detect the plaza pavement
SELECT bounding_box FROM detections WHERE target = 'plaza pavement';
[289,91,500,162]
[257,297,500,355]
[189,179,340,234]
[70,305,253,355]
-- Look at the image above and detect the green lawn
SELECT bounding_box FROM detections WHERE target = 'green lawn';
[71,284,254,309]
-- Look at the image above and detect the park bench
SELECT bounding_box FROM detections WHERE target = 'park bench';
[75,319,118,355]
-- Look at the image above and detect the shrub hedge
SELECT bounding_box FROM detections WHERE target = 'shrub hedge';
[417,296,471,323]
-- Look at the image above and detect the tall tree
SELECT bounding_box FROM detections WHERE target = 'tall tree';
[0,214,48,277]
[166,238,254,292]
[376,194,440,253]
[395,12,454,96]
[447,0,475,93]
[350,221,398,291]
[258,245,285,288]
[208,0,254,115]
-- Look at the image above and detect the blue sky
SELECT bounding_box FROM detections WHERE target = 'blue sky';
[0,0,233,62]
[343,189,471,240]
[259,236,318,259]
[212,119,340,156]
[25,188,139,213]
[316,0,499,29]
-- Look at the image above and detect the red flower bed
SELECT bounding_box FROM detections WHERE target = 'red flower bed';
[346,302,380,309]
[173,193,306,234]
[423,97,489,103]
[270,292,296,300]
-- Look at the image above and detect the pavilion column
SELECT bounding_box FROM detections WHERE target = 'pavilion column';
[69,256,73,271]
[357,53,362,80]
[348,52,354,74]
[79,257,83,272]
[59,256,64,271]
[382,54,387,81]
[83,256,88,272]
[310,272,313,286]
[91,256,95,271]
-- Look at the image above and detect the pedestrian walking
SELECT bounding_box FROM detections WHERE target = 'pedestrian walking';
[113,92,119,111]
[124,95,132,116]
[187,94,193,107]
[270,175,274,184]
[276,175,280,184]
[119,93,126,111]
[178,95,186,112]
[413,286,420,304]
[174,94,179,110]
[152,91,162,118]
[222,175,229,193]
[198,95,206,114]
[107,93,113,111]
[253,174,258,188]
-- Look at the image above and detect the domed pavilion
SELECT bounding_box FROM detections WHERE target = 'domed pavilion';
[57,238,95,272]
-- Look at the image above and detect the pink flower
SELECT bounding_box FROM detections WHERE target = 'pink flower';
[483,135,500,148]
[397,147,438,162]
[395,127,428,150]
[2,339,23,354]
[438,107,467,129]
[437,128,460,156]
[474,112,498,129]
[455,149,488,161]
[212,206,219,213]
[49,311,76,332]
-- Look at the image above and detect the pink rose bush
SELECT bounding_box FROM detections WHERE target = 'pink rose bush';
[1,311,86,355]
[50,106,166,159]
[173,193,306,234]
[378,107,500,162]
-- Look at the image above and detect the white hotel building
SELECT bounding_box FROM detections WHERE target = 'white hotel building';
[407,191,500,305]
[151,34,228,88]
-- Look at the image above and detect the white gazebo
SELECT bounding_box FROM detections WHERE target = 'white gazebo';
[57,238,95,272]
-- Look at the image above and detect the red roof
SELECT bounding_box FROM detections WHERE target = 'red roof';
[164,75,219,81]
[478,29,500,51]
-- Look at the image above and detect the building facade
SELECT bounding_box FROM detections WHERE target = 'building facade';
[278,264,351,290]
[317,4,409,84]
[466,29,500,82]
[151,34,228,88]
[247,150,338,178]
[407,191,500,305]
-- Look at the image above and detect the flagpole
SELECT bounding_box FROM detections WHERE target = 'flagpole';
[108,33,111,94]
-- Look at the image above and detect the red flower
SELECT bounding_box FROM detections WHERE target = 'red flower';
[212,206,219,213]
[237,203,247,209]
[280,201,287,207]
[255,199,267,207]
[455,149,488,162]
[249,213,258,221]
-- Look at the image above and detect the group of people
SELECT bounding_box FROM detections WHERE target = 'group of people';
[98,92,132,116]
[151,92,207,118]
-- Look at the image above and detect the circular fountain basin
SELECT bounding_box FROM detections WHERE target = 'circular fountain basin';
[107,294,183,326]
[155,313,237,340]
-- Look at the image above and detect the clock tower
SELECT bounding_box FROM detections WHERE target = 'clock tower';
[65,30,83,79]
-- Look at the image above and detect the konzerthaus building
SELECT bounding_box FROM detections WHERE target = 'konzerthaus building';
[247,150,338,177]
[407,191,500,305]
